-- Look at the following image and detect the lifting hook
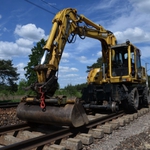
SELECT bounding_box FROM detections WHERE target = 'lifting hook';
[39,87,46,111]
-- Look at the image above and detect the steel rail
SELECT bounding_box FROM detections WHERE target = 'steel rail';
[0,123,31,135]
[0,102,19,108]
[0,128,72,150]
[86,110,125,128]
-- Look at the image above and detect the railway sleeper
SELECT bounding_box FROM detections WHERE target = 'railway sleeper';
[0,107,149,150]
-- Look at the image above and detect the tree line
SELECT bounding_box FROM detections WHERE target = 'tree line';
[0,39,150,98]
[0,59,88,97]
[0,39,90,97]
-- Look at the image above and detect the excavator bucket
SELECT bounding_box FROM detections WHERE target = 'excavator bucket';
[17,102,89,127]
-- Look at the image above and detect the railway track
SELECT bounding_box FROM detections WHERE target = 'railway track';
[0,102,19,108]
[0,107,149,150]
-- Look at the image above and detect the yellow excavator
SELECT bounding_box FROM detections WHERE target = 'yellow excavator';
[17,8,149,127]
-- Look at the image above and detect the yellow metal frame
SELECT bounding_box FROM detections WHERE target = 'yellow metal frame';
[36,8,117,83]
[35,8,146,87]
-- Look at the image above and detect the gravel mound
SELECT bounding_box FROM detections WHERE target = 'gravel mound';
[114,128,150,150]
[85,111,150,150]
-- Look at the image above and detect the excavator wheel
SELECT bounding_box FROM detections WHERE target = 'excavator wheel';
[127,88,139,113]
[111,102,119,112]
[142,87,149,108]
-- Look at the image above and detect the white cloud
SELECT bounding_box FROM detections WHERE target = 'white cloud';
[16,38,33,48]
[59,66,78,72]
[61,59,69,63]
[105,0,150,33]
[97,51,102,57]
[15,63,26,79]
[78,56,87,62]
[129,0,150,13]
[77,56,96,64]
[65,37,101,55]
[62,74,78,78]
[0,23,47,60]
[62,52,69,58]
[77,38,100,52]
[114,27,150,43]
[0,41,18,59]
[94,0,118,10]
[0,41,31,59]
[0,15,2,19]
[58,75,87,88]
[71,67,78,71]
[14,24,46,41]
[139,46,150,58]
[3,27,8,32]
[61,52,69,63]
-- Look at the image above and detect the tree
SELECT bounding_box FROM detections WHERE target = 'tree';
[64,84,77,96]
[148,75,150,89]
[86,57,103,72]
[55,83,87,97]
[24,39,46,85]
[17,79,28,95]
[0,59,19,92]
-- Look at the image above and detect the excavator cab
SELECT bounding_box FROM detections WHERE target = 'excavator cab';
[111,43,133,78]
[110,41,145,82]
[111,45,129,77]
[86,41,144,84]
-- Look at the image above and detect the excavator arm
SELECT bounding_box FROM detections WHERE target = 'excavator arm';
[35,8,116,96]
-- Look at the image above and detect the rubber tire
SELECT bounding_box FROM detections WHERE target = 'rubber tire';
[142,87,149,107]
[128,88,139,113]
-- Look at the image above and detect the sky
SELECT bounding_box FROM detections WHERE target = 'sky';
[0,0,150,88]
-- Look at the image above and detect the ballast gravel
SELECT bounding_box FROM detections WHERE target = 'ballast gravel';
[0,108,24,126]
[83,110,150,150]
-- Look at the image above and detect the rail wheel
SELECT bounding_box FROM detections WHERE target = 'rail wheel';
[142,87,149,107]
[111,102,119,112]
[128,88,139,113]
